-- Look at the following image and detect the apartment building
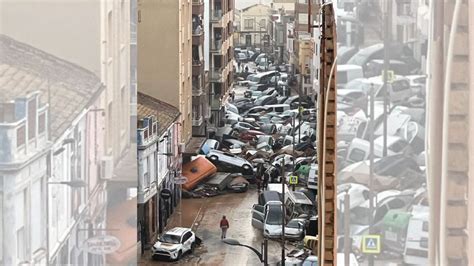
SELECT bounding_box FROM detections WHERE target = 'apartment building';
[192,0,208,136]
[137,0,192,144]
[208,0,235,126]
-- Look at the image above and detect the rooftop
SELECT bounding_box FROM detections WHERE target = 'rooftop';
[137,92,180,136]
[0,34,102,141]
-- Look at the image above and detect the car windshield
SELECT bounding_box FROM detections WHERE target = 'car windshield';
[266,205,283,225]
[160,233,181,244]
[347,53,366,66]
[287,220,301,228]
[250,76,261,82]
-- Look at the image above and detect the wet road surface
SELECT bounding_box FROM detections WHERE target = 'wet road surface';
[139,188,295,266]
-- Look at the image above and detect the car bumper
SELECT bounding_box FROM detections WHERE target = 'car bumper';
[151,249,179,260]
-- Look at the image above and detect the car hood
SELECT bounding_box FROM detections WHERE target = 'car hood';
[153,242,181,251]
[265,224,283,235]
[285,227,302,234]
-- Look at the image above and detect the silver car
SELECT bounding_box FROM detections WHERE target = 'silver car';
[206,150,253,172]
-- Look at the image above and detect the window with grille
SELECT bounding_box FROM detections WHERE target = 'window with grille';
[17,125,26,148]
[28,99,37,140]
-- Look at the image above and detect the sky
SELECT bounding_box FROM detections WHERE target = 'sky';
[235,0,273,10]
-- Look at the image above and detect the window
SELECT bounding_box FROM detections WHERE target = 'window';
[16,190,26,261]
[422,221,429,232]
[28,99,37,140]
[259,19,266,29]
[38,113,46,134]
[17,125,26,147]
[348,148,366,162]
[244,19,254,30]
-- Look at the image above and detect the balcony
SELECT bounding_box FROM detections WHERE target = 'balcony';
[192,115,204,126]
[210,68,223,82]
[211,9,223,22]
[192,59,204,75]
[192,29,204,46]
[192,0,204,14]
[211,39,223,53]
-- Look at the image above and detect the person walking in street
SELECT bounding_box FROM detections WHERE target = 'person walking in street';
[220,215,229,239]
[245,65,249,73]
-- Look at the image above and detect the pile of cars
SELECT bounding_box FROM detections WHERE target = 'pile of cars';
[336,42,429,264]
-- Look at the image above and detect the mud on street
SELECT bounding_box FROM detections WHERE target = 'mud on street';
[139,188,293,266]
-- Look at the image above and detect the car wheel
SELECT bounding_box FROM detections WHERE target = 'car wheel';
[191,242,196,253]
[210,155,218,161]
[177,250,183,260]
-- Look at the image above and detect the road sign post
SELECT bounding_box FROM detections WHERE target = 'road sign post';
[362,235,381,254]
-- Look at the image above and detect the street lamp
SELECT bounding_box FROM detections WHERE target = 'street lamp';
[222,238,267,265]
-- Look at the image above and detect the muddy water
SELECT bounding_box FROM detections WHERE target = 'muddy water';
[140,189,289,265]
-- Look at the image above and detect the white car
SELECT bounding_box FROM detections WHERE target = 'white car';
[206,149,253,173]
[151,227,196,261]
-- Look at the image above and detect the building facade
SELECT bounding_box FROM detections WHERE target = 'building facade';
[208,0,235,127]
[192,0,209,137]
[137,0,193,144]
[235,4,272,49]
[137,92,181,249]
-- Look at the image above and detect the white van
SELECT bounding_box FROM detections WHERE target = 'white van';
[403,205,429,265]
[285,191,315,219]
[307,164,318,190]
[337,64,363,88]
[264,104,291,114]
[344,136,407,165]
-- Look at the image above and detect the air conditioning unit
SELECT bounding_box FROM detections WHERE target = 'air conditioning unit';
[178,143,186,154]
[100,156,114,180]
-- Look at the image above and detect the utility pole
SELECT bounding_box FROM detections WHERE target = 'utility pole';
[281,158,286,265]
[382,0,392,156]
[368,83,375,266]
[344,192,351,266]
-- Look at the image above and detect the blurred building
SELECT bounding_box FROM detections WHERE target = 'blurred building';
[0,0,132,265]
[427,0,473,265]
[137,0,192,144]
[207,0,235,127]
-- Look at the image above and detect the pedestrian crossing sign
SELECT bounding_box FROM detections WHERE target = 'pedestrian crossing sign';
[289,175,298,185]
[362,235,381,254]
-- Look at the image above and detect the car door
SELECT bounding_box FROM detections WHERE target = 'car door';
[251,204,265,230]
[181,232,193,252]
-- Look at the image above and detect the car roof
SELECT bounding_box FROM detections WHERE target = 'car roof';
[165,227,190,236]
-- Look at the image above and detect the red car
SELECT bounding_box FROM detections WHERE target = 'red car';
[239,130,265,141]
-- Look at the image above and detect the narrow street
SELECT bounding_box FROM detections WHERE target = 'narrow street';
[140,188,291,265]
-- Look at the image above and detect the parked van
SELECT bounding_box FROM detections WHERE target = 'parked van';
[343,136,406,165]
[258,190,282,206]
[264,104,291,114]
[403,205,429,265]
[307,164,318,190]
[285,191,315,219]
[251,201,284,239]
[248,70,278,86]
[337,64,363,88]
[267,183,290,198]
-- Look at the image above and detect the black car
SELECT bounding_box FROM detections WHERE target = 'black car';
[283,95,313,109]
[254,95,278,106]
[234,98,255,112]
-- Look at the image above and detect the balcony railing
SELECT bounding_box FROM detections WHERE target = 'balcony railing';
[210,68,223,82]
[211,39,223,51]
[211,10,223,21]
[192,115,204,126]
